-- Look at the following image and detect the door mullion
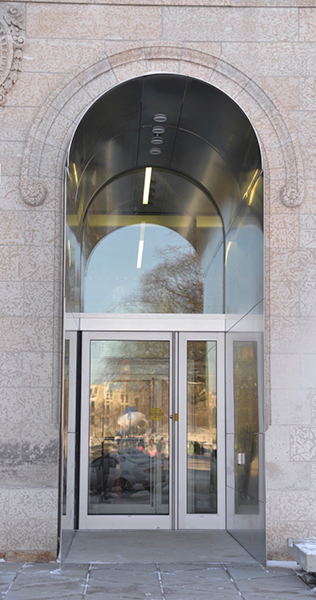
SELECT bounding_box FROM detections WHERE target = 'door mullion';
[172,332,179,530]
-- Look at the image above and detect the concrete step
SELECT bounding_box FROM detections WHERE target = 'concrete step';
[288,538,316,573]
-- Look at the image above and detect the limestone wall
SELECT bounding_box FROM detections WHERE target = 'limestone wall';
[0,0,315,560]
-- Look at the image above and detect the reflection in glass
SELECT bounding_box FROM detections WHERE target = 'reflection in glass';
[233,341,259,514]
[187,341,217,514]
[66,75,263,318]
[62,340,70,516]
[225,175,264,315]
[88,340,169,515]
[80,168,224,315]
[84,225,205,314]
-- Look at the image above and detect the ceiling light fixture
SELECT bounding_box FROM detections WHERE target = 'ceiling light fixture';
[149,148,161,155]
[152,126,165,135]
[151,137,163,145]
[153,114,167,123]
[142,167,152,205]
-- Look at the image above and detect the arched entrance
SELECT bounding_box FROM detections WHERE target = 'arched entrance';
[63,73,264,552]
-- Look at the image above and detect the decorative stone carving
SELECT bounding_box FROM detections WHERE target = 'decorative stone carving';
[20,176,47,207]
[280,179,303,208]
[0,4,25,106]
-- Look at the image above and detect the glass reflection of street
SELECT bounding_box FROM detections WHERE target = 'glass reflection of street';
[187,341,217,515]
[88,340,170,515]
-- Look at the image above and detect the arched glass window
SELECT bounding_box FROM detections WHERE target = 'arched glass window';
[66,74,263,316]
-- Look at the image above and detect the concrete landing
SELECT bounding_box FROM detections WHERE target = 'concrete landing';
[62,530,256,564]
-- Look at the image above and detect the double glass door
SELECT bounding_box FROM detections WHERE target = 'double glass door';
[79,331,225,529]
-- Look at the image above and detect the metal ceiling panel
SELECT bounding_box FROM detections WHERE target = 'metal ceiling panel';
[179,78,261,177]
[68,73,262,232]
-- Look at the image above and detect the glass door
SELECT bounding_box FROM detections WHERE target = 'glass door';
[79,331,173,529]
[79,330,225,529]
[178,332,225,529]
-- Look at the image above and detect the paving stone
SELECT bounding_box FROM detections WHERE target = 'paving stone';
[227,563,297,580]
[0,539,313,600]
[238,573,310,590]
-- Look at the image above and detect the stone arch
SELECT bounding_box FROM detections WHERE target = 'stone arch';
[19,45,303,210]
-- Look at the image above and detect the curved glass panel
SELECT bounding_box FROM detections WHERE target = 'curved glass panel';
[85,225,204,313]
[80,168,224,314]
[226,174,264,315]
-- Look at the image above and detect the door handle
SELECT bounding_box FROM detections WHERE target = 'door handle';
[237,452,246,465]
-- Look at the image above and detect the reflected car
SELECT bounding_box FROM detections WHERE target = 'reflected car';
[89,449,167,495]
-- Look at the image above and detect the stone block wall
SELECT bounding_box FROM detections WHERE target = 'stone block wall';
[0,0,315,559]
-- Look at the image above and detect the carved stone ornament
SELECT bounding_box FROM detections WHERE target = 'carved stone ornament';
[20,176,47,207]
[280,179,303,208]
[0,4,25,106]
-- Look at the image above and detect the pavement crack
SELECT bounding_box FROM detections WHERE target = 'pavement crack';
[222,564,247,599]
[156,562,166,600]
[82,563,92,598]
[2,563,24,598]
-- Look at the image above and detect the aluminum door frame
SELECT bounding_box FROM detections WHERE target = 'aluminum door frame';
[79,330,174,530]
[178,332,226,529]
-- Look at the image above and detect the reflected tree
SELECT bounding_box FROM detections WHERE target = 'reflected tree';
[135,246,204,313]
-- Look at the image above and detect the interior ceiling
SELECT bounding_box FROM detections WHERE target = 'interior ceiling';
[68,73,262,225]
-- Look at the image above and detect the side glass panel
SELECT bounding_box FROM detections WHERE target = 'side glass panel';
[225,175,264,317]
[88,340,170,515]
[62,332,77,532]
[233,341,259,514]
[187,341,217,514]
[62,339,70,516]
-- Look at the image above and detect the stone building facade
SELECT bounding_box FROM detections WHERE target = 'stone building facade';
[0,0,316,562]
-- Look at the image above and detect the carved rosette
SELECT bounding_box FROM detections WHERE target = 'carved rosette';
[20,176,47,207]
[0,5,25,106]
[280,179,303,208]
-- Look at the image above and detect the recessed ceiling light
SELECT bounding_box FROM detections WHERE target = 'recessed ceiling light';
[142,167,152,205]
[151,137,163,145]
[152,126,165,135]
[149,148,161,155]
[153,114,167,123]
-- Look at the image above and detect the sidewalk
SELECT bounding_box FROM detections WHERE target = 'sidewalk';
[0,531,315,599]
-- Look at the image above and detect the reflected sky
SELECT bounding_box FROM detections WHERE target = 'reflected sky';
[82,215,263,316]
[84,224,196,313]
